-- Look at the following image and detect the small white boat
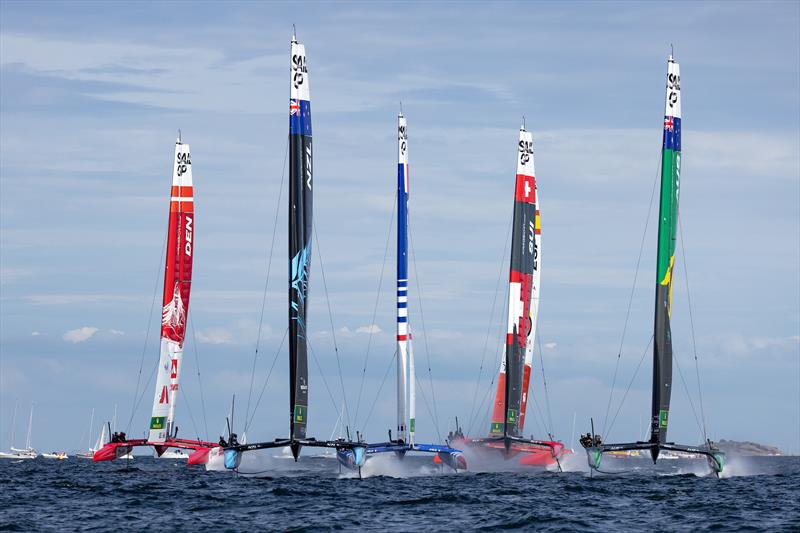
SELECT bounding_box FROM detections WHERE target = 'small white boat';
[156,448,189,460]
[42,452,68,460]
[1,402,38,459]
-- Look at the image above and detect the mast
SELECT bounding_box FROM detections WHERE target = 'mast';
[86,408,95,451]
[149,133,194,443]
[489,126,539,438]
[396,112,409,444]
[10,399,17,449]
[289,31,312,452]
[650,55,681,457]
[25,403,33,450]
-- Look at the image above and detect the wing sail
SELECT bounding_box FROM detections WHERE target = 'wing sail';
[489,128,539,437]
[651,57,681,445]
[289,36,312,441]
[149,138,194,443]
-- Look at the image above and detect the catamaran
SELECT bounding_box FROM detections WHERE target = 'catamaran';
[336,112,466,473]
[579,53,725,476]
[222,31,366,474]
[0,401,38,460]
[93,133,216,465]
[453,124,565,468]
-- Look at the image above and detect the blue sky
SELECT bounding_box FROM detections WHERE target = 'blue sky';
[1,1,798,454]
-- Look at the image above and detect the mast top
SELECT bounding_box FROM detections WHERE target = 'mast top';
[669,43,675,62]
[292,24,297,43]
[521,115,526,131]
[177,129,182,144]
[399,100,404,117]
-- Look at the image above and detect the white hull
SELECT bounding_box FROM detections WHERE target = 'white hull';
[42,453,68,460]
[0,450,37,460]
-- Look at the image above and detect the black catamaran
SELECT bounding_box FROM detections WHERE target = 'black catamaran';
[580,53,725,476]
[223,31,366,472]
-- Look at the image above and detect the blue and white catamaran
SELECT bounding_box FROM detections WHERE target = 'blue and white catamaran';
[222,30,366,474]
[337,112,466,473]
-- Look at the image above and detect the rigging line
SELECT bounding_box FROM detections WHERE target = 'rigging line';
[605,334,653,440]
[353,190,397,429]
[125,220,169,433]
[601,148,662,438]
[244,136,289,433]
[412,359,444,443]
[466,278,510,436]
[188,314,210,440]
[129,357,160,435]
[312,220,352,432]
[470,374,497,437]
[679,215,710,442]
[535,327,556,439]
[177,382,201,441]
[466,211,513,436]
[307,338,345,425]
[361,349,397,432]
[673,347,705,437]
[244,327,289,433]
[408,230,442,441]
[527,384,549,440]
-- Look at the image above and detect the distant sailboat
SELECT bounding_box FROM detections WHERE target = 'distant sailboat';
[222,30,366,473]
[76,413,109,459]
[337,111,466,472]
[580,53,724,476]
[93,133,215,464]
[453,123,565,467]
[0,402,38,460]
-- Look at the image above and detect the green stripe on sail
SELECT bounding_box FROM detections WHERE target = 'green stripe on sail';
[656,149,680,287]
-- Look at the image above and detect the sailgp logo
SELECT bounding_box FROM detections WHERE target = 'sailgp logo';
[176,152,191,177]
[519,140,533,166]
[667,72,680,109]
[398,124,407,156]
[292,54,307,90]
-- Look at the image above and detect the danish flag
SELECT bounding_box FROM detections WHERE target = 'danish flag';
[290,99,300,116]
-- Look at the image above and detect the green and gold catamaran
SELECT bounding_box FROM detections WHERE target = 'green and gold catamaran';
[581,53,725,476]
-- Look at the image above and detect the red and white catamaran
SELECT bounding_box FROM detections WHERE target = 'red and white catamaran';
[94,134,216,465]
[453,124,566,468]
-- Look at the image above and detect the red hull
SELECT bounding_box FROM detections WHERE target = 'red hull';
[92,438,216,464]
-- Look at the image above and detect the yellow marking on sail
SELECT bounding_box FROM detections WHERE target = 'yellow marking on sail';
[535,213,541,230]
[660,255,675,286]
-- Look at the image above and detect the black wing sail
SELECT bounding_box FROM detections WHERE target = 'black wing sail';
[289,36,312,441]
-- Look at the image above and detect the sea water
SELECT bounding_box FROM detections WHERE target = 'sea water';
[1,455,797,530]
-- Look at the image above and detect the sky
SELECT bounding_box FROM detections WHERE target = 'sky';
[1,1,798,455]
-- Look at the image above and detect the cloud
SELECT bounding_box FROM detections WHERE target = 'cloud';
[31,331,40,336]
[109,329,125,336]
[356,324,382,334]
[195,327,234,345]
[544,342,557,349]
[62,326,98,343]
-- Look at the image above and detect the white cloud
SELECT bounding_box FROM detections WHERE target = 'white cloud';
[196,327,234,345]
[109,329,125,336]
[356,324,382,334]
[31,331,40,336]
[63,326,98,343]
[544,342,557,349]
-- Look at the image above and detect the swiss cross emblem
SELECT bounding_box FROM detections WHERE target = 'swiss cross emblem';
[524,180,532,198]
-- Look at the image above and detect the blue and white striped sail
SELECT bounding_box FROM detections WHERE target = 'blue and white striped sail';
[396,113,414,445]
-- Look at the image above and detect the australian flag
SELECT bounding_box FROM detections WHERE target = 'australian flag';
[663,115,681,152]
